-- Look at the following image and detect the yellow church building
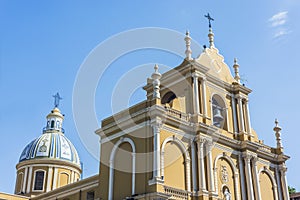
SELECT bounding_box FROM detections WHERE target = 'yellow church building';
[0,22,290,200]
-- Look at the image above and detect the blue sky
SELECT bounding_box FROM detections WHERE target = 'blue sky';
[1,0,300,194]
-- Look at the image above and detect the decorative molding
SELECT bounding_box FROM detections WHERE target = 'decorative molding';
[108,137,136,200]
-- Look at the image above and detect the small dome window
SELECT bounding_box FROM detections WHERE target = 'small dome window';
[33,170,45,191]
[56,121,60,129]
[50,120,55,128]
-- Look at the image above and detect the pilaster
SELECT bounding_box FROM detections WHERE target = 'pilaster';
[242,152,254,200]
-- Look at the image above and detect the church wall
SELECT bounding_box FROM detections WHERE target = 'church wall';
[113,142,133,199]
[163,141,186,190]
[99,125,154,199]
[211,145,240,199]
[259,170,275,200]
[15,168,25,194]
[57,168,72,188]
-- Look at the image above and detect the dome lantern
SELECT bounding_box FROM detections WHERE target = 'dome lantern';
[15,94,81,197]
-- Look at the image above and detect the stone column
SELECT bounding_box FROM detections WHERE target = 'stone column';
[22,167,28,193]
[46,166,53,192]
[197,138,207,193]
[238,154,247,200]
[26,166,33,194]
[186,157,191,192]
[192,73,200,114]
[132,152,136,195]
[231,95,238,135]
[52,167,58,190]
[190,139,198,192]
[201,77,207,118]
[234,172,240,200]
[244,99,252,134]
[252,157,261,200]
[160,151,165,180]
[280,164,289,200]
[151,120,162,180]
[237,96,245,133]
[243,153,254,200]
[275,167,283,200]
[205,141,215,193]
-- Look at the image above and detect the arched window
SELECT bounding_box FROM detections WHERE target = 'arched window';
[33,170,45,191]
[50,120,55,128]
[161,91,176,104]
[56,121,60,129]
[212,95,227,129]
[16,172,24,193]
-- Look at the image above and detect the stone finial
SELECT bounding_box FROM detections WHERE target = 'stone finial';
[151,64,162,99]
[233,58,241,83]
[184,30,192,60]
[273,119,283,150]
[208,28,214,48]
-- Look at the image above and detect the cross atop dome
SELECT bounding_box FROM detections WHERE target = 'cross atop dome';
[204,13,214,28]
[53,92,62,108]
[204,13,215,47]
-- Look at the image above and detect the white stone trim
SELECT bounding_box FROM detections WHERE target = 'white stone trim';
[238,154,246,200]
[46,166,53,192]
[52,167,58,190]
[258,166,278,200]
[237,96,245,133]
[243,153,254,200]
[197,139,207,193]
[190,139,197,192]
[22,167,28,193]
[160,135,191,191]
[213,153,239,200]
[214,143,238,155]
[192,73,200,114]
[201,76,208,117]
[231,96,238,135]
[162,125,193,139]
[71,170,75,183]
[205,142,215,194]
[26,166,33,194]
[18,164,81,175]
[275,166,283,200]
[244,99,252,134]
[252,158,261,200]
[101,121,148,144]
[108,137,136,200]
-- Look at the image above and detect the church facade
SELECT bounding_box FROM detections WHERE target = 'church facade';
[0,22,290,200]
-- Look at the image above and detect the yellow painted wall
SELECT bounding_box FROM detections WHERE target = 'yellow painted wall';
[260,171,275,200]
[216,157,235,199]
[113,142,133,199]
[164,142,186,190]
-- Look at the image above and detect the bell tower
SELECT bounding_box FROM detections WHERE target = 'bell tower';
[96,16,290,200]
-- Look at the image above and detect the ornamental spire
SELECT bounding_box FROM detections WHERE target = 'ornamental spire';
[151,64,162,99]
[184,30,192,60]
[233,58,241,83]
[205,13,215,47]
[273,119,283,152]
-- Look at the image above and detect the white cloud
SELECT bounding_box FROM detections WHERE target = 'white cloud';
[273,29,291,39]
[269,11,288,27]
[269,11,291,39]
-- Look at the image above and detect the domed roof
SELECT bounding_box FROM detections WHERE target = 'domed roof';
[19,101,81,167]
[19,132,80,166]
